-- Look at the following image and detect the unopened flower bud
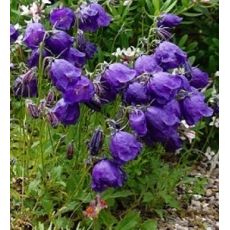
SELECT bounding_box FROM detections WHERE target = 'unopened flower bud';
[45,90,55,107]
[66,142,74,160]
[88,128,104,155]
[46,110,59,128]
[26,99,40,118]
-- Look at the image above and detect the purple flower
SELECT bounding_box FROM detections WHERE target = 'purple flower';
[157,13,183,28]
[91,159,125,192]
[189,67,209,89]
[77,32,97,59]
[52,98,80,125]
[145,105,180,135]
[27,48,50,68]
[153,41,187,70]
[61,47,86,68]
[180,89,213,125]
[124,82,149,105]
[102,63,136,91]
[94,77,117,104]
[49,59,81,93]
[163,99,181,119]
[147,72,183,104]
[129,109,147,136]
[145,104,182,150]
[10,24,19,44]
[45,30,74,56]
[13,69,38,97]
[23,23,46,49]
[50,7,75,31]
[78,3,111,32]
[134,55,162,75]
[109,131,142,164]
[63,76,95,104]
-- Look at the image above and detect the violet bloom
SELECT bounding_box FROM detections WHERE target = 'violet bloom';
[23,23,46,49]
[61,47,86,68]
[147,72,183,104]
[27,48,50,68]
[45,30,74,56]
[50,7,75,31]
[189,67,209,89]
[124,82,149,105]
[129,109,147,136]
[144,104,182,151]
[49,59,81,93]
[145,105,180,135]
[94,77,117,104]
[10,24,19,44]
[109,131,142,164]
[63,76,95,104]
[91,159,125,192]
[134,55,162,75]
[157,13,183,28]
[13,69,38,97]
[153,41,187,70]
[180,89,213,125]
[77,3,111,32]
[77,32,97,59]
[102,63,136,92]
[52,98,80,125]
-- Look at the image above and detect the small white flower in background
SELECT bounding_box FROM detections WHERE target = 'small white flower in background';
[15,34,24,45]
[209,116,219,128]
[179,120,196,144]
[204,147,215,161]
[42,0,51,4]
[20,5,30,16]
[20,1,46,23]
[112,46,142,61]
[123,0,133,6]
[214,71,219,77]
[14,23,22,30]
[172,67,186,75]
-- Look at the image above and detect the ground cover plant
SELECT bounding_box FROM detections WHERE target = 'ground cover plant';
[10,0,219,229]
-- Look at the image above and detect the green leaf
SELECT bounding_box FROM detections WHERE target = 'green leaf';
[115,211,140,230]
[143,192,154,203]
[152,0,160,15]
[178,34,188,47]
[141,220,158,230]
[160,193,179,209]
[103,190,134,200]
[99,210,117,228]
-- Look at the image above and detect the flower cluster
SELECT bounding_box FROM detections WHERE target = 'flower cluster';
[11,8,214,195]
[11,2,111,126]
[89,14,213,193]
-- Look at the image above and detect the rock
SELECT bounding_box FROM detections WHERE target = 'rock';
[191,200,201,209]
[193,194,202,200]
[206,189,212,197]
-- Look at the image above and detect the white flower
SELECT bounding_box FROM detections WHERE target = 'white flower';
[179,120,196,143]
[205,147,216,161]
[42,0,51,4]
[209,117,219,128]
[20,2,45,23]
[112,46,142,60]
[123,0,132,6]
[14,23,22,30]
[15,34,24,45]
[20,5,30,16]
